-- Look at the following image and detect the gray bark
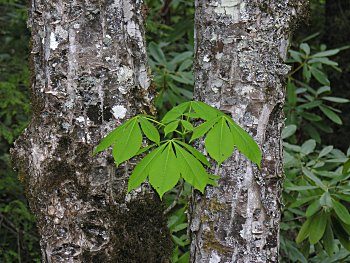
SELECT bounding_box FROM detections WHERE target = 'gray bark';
[190,1,307,262]
[11,0,172,262]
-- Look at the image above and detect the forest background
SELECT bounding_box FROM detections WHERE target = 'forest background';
[0,0,350,262]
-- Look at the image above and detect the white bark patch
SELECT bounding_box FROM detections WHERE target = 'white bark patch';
[76,116,85,123]
[117,66,134,94]
[203,55,210,62]
[112,105,127,119]
[214,0,240,21]
[50,32,59,50]
[138,65,150,90]
[55,25,68,40]
[209,251,221,263]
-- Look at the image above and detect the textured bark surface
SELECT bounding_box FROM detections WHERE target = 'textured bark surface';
[190,1,307,262]
[11,0,172,262]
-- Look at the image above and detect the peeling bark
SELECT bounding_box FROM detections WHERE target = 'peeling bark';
[11,0,172,262]
[190,1,307,262]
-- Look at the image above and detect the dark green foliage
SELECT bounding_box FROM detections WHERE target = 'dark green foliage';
[280,37,350,262]
[0,0,40,261]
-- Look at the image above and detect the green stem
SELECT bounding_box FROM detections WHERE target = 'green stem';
[287,62,305,78]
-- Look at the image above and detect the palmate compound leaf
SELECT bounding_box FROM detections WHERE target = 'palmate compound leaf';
[226,117,262,167]
[149,142,180,199]
[205,117,235,166]
[138,116,160,144]
[112,117,142,166]
[174,143,209,193]
[128,144,167,192]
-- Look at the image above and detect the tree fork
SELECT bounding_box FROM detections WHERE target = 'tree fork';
[190,1,307,262]
[11,0,172,262]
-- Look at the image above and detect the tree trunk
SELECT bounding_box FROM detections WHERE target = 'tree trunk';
[11,0,172,262]
[190,1,307,262]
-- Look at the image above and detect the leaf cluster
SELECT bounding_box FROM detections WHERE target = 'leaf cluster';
[94,101,261,199]
[286,42,349,143]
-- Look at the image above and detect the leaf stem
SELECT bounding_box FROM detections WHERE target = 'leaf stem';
[163,180,185,215]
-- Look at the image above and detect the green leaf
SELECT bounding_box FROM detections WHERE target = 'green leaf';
[309,57,338,66]
[164,120,180,136]
[300,43,310,55]
[181,120,193,131]
[296,217,312,243]
[128,145,166,192]
[299,112,322,122]
[175,141,210,167]
[333,200,350,224]
[191,101,222,121]
[309,211,328,244]
[227,118,262,167]
[170,51,193,64]
[299,100,322,109]
[149,143,180,199]
[190,117,219,142]
[303,65,311,82]
[312,49,340,58]
[135,144,156,156]
[177,251,190,263]
[207,174,220,186]
[282,124,297,139]
[171,234,190,247]
[317,86,331,95]
[310,66,330,86]
[322,96,349,103]
[319,105,343,124]
[290,196,318,208]
[333,219,350,251]
[171,223,188,233]
[169,73,193,85]
[319,146,333,158]
[178,59,193,72]
[320,192,333,208]
[161,102,190,124]
[306,199,321,217]
[148,42,167,64]
[289,50,302,63]
[300,139,316,155]
[174,143,209,193]
[323,220,335,255]
[139,117,160,144]
[335,194,350,203]
[112,118,142,165]
[205,117,234,165]
[287,80,297,106]
[343,159,350,174]
[93,120,131,155]
[302,167,327,190]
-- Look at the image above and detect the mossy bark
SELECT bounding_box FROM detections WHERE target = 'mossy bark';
[190,1,307,262]
[11,0,172,262]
